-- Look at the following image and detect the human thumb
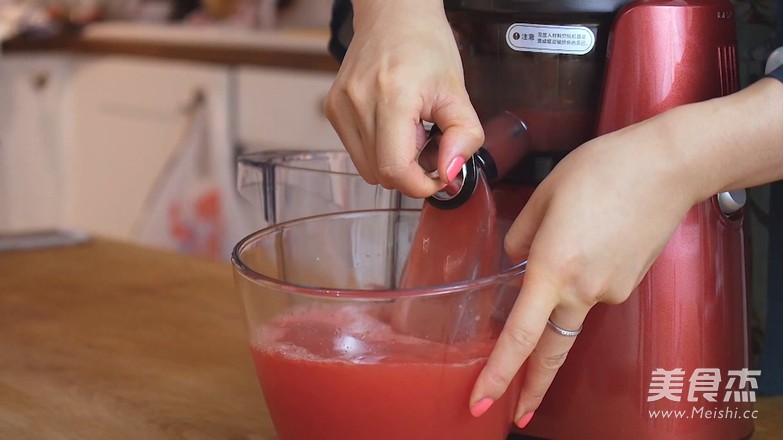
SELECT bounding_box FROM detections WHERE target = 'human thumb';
[432,94,484,185]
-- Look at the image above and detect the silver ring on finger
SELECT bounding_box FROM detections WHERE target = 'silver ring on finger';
[546,318,582,337]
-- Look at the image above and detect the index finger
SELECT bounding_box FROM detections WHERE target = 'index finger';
[375,99,444,198]
[469,267,558,409]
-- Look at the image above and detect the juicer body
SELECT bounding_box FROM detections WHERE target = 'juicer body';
[446,0,752,438]
[597,0,740,132]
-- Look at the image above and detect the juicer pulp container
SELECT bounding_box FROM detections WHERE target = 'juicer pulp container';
[237,150,421,225]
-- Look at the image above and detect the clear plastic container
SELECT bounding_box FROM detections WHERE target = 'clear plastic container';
[237,150,421,225]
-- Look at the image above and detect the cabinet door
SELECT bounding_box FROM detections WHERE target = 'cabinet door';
[236,67,341,151]
[62,57,250,247]
[0,54,70,232]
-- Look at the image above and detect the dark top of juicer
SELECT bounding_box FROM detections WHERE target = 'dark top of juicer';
[444,0,634,14]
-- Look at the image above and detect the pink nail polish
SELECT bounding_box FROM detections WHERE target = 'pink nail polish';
[516,411,535,429]
[446,157,466,183]
[469,398,494,418]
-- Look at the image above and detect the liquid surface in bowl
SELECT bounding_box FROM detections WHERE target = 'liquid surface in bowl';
[251,305,514,440]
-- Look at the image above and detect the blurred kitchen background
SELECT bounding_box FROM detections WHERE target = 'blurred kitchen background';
[0,0,341,259]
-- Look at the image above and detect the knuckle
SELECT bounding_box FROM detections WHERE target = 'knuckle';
[602,291,626,305]
[485,369,515,392]
[362,174,380,186]
[572,273,609,306]
[463,124,485,146]
[323,90,340,121]
[354,163,380,185]
[547,252,604,306]
[525,389,548,407]
[558,252,586,281]
[576,286,603,306]
[376,163,407,185]
[503,233,526,261]
[533,349,569,371]
[504,325,538,355]
[588,279,613,304]
[344,82,367,109]
[376,68,407,97]
[376,179,396,190]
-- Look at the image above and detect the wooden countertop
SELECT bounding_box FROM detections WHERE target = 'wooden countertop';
[0,238,275,439]
[1,25,340,72]
[0,238,781,439]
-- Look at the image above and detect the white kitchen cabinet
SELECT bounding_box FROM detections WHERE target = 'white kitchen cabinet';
[1,41,343,256]
[236,67,341,151]
[0,54,71,232]
[60,56,249,246]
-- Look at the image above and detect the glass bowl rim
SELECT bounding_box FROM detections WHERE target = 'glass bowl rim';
[231,209,527,299]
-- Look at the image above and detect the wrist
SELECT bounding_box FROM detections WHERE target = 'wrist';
[661,78,783,201]
[352,0,445,34]
[650,104,721,206]
[609,106,715,214]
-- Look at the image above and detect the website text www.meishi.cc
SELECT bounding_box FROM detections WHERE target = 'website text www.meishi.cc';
[649,406,759,420]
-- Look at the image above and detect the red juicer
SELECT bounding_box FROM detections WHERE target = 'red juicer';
[443,0,753,438]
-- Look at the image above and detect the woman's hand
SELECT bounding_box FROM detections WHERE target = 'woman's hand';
[469,76,783,428]
[324,0,484,197]
[468,112,703,427]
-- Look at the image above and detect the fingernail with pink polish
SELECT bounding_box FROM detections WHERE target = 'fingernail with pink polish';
[469,398,494,418]
[446,157,466,183]
[516,411,535,429]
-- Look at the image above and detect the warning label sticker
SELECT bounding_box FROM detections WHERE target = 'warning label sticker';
[506,23,595,55]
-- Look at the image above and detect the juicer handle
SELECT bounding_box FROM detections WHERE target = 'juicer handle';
[236,151,285,225]
[418,111,531,209]
[482,110,530,178]
[765,46,783,74]
[717,190,746,216]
